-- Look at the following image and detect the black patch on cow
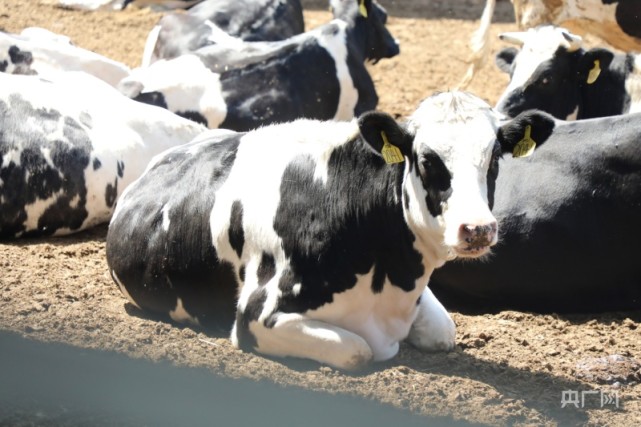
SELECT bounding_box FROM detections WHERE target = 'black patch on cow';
[177,110,208,127]
[132,91,168,109]
[235,287,267,351]
[0,60,7,72]
[105,133,243,331]
[228,200,244,258]
[117,160,125,178]
[371,263,386,293]
[239,265,246,283]
[415,149,452,217]
[105,179,118,208]
[217,40,341,131]
[257,252,276,286]
[486,142,501,211]
[0,94,93,238]
[612,0,641,38]
[271,136,424,315]
[93,158,102,170]
[497,47,584,119]
[8,45,32,66]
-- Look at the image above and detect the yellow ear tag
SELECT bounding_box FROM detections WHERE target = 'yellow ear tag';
[380,131,404,164]
[587,59,601,84]
[359,0,368,18]
[512,125,536,158]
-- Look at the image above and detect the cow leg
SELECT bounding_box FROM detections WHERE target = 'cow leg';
[236,313,374,370]
[406,287,456,352]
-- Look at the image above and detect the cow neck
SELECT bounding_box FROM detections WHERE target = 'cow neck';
[344,18,368,64]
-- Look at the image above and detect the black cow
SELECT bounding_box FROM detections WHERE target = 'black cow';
[120,0,399,131]
[142,0,304,65]
[495,25,641,120]
[431,111,641,312]
[106,91,548,369]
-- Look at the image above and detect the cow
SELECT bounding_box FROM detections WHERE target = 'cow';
[494,25,641,120]
[142,0,305,66]
[119,0,400,131]
[0,27,131,87]
[459,0,641,88]
[105,91,551,369]
[0,71,206,239]
[431,110,641,313]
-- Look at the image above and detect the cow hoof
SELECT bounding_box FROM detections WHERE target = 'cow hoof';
[406,313,456,353]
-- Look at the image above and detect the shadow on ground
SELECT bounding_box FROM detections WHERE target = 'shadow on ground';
[0,331,477,427]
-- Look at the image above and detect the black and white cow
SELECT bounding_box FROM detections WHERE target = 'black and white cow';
[120,0,399,131]
[0,72,205,239]
[431,110,641,312]
[494,25,641,119]
[142,0,304,65]
[106,91,548,369]
[0,28,131,87]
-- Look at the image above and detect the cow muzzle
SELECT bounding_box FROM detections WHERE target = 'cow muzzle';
[455,221,498,258]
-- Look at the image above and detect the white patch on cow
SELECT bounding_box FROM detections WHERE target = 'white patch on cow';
[122,55,228,129]
[161,203,171,231]
[625,55,641,114]
[141,24,161,67]
[496,26,583,108]
[169,297,200,326]
[566,105,579,120]
[291,283,301,296]
[316,21,358,121]
[112,270,141,309]
[406,92,501,260]
[203,21,246,49]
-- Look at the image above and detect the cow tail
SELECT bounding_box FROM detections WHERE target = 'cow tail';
[457,0,496,89]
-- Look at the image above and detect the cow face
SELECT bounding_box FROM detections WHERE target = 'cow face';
[360,92,506,261]
[495,26,584,119]
[331,0,399,62]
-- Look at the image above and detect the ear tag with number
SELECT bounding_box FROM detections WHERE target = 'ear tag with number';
[587,59,601,84]
[359,0,368,18]
[381,131,404,164]
[512,125,536,158]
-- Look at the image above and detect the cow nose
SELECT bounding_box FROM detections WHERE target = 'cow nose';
[459,222,498,248]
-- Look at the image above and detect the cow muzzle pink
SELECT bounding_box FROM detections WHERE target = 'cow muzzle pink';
[455,221,498,258]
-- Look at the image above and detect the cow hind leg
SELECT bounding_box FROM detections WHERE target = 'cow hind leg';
[233,313,374,371]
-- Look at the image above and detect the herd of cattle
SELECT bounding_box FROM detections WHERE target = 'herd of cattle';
[1,0,640,368]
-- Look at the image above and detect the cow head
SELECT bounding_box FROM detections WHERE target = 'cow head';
[359,92,555,262]
[118,54,226,128]
[331,0,399,62]
[495,26,584,119]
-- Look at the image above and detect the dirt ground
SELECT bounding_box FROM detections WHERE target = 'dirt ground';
[0,0,640,425]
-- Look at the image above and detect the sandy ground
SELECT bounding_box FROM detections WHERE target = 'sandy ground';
[0,0,640,425]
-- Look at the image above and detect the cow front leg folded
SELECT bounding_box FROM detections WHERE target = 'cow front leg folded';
[232,312,374,370]
[406,287,456,352]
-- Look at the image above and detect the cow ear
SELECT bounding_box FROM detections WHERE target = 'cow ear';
[579,48,614,85]
[495,47,518,74]
[497,110,556,157]
[359,111,413,162]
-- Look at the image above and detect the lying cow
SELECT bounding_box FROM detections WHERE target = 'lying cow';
[431,110,641,312]
[460,0,641,88]
[0,27,130,87]
[143,0,305,65]
[106,91,548,369]
[120,0,399,131]
[0,72,205,238]
[494,25,641,119]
